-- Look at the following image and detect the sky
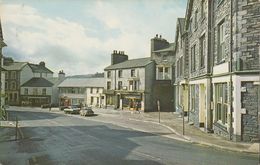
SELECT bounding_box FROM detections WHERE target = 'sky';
[0,0,187,76]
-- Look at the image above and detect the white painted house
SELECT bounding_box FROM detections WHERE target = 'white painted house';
[58,78,105,107]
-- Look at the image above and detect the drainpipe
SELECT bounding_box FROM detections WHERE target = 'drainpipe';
[229,0,234,141]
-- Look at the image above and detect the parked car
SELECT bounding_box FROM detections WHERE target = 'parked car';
[80,107,94,116]
[64,105,81,114]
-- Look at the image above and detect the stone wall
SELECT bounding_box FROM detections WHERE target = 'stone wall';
[188,0,209,79]
[189,84,200,127]
[241,81,259,142]
[233,0,260,71]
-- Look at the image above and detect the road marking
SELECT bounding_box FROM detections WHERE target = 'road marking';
[132,150,161,161]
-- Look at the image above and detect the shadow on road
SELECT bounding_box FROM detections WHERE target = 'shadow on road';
[7,110,61,121]
[1,124,163,165]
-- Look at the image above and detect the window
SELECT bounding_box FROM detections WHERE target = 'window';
[218,21,225,63]
[189,18,193,32]
[33,88,38,95]
[191,44,196,72]
[107,81,111,90]
[5,72,8,79]
[195,10,198,29]
[107,71,111,78]
[164,67,170,80]
[24,88,28,95]
[118,81,122,90]
[91,97,94,105]
[14,93,17,101]
[5,82,8,90]
[118,70,123,78]
[11,71,16,79]
[129,81,133,91]
[11,82,16,90]
[9,93,13,101]
[201,0,205,19]
[180,57,183,76]
[90,88,93,94]
[176,61,180,77]
[130,69,135,77]
[215,83,228,125]
[42,88,46,95]
[200,35,206,68]
[96,88,99,93]
[133,81,138,90]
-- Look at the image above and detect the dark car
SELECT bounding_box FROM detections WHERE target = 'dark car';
[80,107,94,116]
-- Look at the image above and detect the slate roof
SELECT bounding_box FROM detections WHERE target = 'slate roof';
[29,63,53,73]
[58,78,105,88]
[21,77,54,87]
[104,57,152,70]
[152,43,175,53]
[3,62,28,71]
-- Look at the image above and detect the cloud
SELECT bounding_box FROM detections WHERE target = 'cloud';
[1,1,186,76]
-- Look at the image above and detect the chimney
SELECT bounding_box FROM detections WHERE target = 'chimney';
[150,34,170,54]
[39,61,45,67]
[111,50,128,65]
[58,70,65,80]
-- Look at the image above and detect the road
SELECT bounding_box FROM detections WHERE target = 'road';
[0,107,258,165]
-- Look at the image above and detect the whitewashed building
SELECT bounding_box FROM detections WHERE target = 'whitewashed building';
[58,78,105,107]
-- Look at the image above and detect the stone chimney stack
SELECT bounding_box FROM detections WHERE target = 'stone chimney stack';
[39,61,45,67]
[111,50,128,65]
[58,70,65,80]
[150,34,170,55]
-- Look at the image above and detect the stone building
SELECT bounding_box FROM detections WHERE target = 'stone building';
[174,0,259,142]
[151,35,175,112]
[104,50,155,112]
[185,0,212,130]
[174,18,189,115]
[211,0,260,142]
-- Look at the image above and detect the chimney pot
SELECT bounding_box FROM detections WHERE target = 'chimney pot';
[160,35,162,38]
[156,34,158,38]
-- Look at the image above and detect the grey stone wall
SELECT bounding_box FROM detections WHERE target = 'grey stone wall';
[213,0,232,65]
[241,81,259,142]
[189,84,200,127]
[188,0,209,79]
[233,0,260,71]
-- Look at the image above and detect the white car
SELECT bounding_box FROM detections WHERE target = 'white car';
[64,105,81,114]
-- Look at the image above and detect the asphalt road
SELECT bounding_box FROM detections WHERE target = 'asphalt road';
[0,107,258,165]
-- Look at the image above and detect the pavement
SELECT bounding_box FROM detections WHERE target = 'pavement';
[43,106,259,154]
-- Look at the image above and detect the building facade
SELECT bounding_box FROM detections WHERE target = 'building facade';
[151,35,175,112]
[211,0,260,142]
[58,78,105,108]
[20,77,53,106]
[4,60,54,106]
[175,0,260,142]
[104,50,155,112]
[174,18,189,115]
[185,0,212,130]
